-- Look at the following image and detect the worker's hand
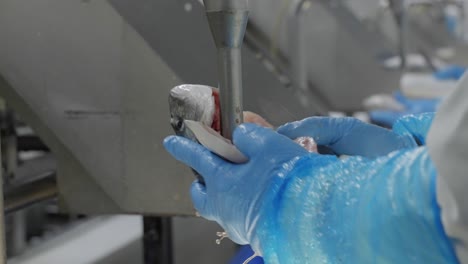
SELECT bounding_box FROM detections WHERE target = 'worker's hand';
[164,122,456,262]
[277,116,417,158]
[392,112,435,145]
[163,124,321,245]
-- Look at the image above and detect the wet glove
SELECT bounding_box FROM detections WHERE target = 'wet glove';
[164,123,458,263]
[164,124,313,245]
[232,113,435,264]
[254,147,458,263]
[393,112,435,145]
[277,116,417,158]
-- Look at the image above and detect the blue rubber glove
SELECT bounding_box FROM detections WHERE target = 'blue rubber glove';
[164,123,458,263]
[256,147,458,263]
[370,65,465,127]
[164,124,312,245]
[277,116,417,158]
[393,112,435,145]
[233,113,434,264]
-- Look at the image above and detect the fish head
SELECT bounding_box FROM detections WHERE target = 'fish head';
[169,84,216,141]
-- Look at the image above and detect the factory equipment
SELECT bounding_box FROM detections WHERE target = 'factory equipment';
[0,0,465,263]
[203,0,249,139]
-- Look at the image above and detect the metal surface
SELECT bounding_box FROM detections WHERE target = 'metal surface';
[0,0,328,216]
[0,73,119,216]
[0,135,6,264]
[6,211,26,257]
[109,0,316,124]
[4,173,57,215]
[217,47,244,139]
[2,149,57,216]
[248,0,401,110]
[204,0,249,139]
[288,0,310,92]
[143,217,173,264]
[389,0,408,69]
[1,109,17,182]
[0,0,193,215]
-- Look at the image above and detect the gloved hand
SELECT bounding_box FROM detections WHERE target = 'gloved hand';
[392,112,435,145]
[370,65,465,127]
[164,124,317,245]
[231,113,435,264]
[164,122,458,263]
[277,116,418,158]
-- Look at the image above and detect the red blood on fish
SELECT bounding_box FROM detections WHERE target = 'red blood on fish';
[210,89,274,132]
[211,89,221,132]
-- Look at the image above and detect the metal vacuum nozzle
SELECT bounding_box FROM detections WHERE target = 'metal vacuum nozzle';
[203,0,249,140]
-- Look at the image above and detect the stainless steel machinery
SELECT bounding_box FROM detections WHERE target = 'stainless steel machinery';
[0,0,460,262]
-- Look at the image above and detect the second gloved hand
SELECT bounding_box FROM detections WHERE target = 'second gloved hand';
[277,116,418,158]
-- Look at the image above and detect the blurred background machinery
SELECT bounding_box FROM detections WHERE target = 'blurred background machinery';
[0,0,466,263]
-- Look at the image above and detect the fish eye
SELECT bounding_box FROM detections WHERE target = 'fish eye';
[176,119,184,130]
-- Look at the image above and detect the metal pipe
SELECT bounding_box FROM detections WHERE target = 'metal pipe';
[7,211,26,256]
[389,0,408,70]
[143,217,173,264]
[399,7,408,70]
[0,137,6,264]
[204,0,249,139]
[217,47,243,139]
[4,173,57,215]
[288,0,310,93]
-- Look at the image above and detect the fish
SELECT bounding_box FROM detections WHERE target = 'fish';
[169,84,219,141]
[168,84,317,157]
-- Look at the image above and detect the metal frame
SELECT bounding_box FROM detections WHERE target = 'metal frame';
[0,0,326,217]
[0,135,6,264]
[288,0,311,93]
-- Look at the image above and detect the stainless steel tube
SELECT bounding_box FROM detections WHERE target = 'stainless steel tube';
[0,138,6,264]
[4,173,57,215]
[388,0,408,70]
[204,0,249,139]
[217,47,244,140]
[288,0,309,93]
